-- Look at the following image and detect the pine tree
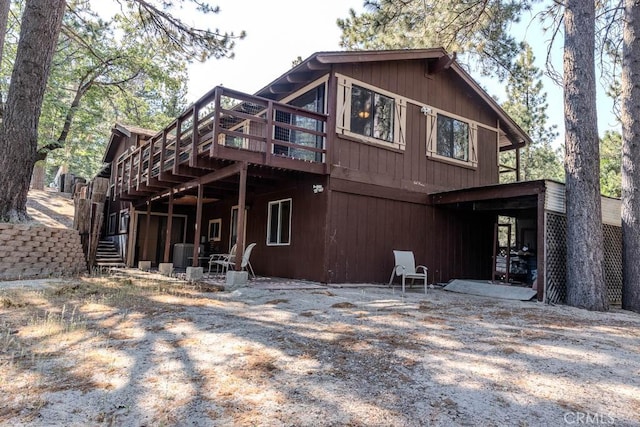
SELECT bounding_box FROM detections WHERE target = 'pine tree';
[621,0,640,313]
[501,44,563,182]
[563,0,608,311]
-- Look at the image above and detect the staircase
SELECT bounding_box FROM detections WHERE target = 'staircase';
[95,240,126,268]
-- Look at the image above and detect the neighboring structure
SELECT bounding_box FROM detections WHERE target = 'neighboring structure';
[99,49,622,304]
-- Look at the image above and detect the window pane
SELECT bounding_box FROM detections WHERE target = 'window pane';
[437,115,453,157]
[279,200,291,244]
[437,114,469,161]
[453,120,469,161]
[350,85,372,137]
[268,203,279,244]
[373,93,394,142]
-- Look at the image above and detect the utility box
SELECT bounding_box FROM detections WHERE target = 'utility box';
[173,243,204,268]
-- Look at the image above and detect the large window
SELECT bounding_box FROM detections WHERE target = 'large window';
[336,74,407,150]
[426,110,478,168]
[274,84,325,162]
[437,114,469,162]
[350,85,394,142]
[267,198,291,246]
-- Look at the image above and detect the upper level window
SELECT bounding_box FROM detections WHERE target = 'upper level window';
[274,83,326,162]
[426,110,478,168]
[336,74,406,150]
[350,85,394,142]
[437,114,469,162]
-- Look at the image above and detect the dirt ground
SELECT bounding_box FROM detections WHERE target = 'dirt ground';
[1,271,639,426]
[25,188,74,229]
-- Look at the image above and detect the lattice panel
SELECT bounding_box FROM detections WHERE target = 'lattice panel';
[545,213,623,305]
[545,213,567,304]
[603,224,623,305]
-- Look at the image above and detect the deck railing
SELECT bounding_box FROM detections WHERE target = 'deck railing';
[114,86,328,198]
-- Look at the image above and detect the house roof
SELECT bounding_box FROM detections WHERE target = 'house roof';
[102,123,157,164]
[254,49,531,150]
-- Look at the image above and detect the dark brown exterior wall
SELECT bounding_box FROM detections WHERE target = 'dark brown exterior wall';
[425,207,495,283]
[198,175,329,281]
[330,61,499,194]
[325,188,427,283]
[323,61,503,283]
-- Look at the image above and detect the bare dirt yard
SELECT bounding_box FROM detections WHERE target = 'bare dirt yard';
[1,271,639,426]
[25,188,74,229]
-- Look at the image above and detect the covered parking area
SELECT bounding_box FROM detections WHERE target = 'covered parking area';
[430,180,623,305]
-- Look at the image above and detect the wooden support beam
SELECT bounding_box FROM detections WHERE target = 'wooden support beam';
[265,101,274,166]
[172,118,182,175]
[235,162,248,271]
[286,71,316,83]
[210,89,221,158]
[192,184,204,267]
[190,104,200,167]
[142,201,151,261]
[516,147,521,182]
[136,148,143,190]
[427,52,457,75]
[159,130,168,182]
[536,191,545,302]
[164,190,174,263]
[146,137,155,186]
[178,162,243,193]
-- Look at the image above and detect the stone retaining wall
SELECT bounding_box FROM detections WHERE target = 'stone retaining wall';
[0,223,87,280]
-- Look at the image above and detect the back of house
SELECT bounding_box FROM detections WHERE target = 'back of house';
[100,49,533,288]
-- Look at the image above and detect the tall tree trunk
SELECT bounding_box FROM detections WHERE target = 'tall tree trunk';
[0,0,10,68]
[563,0,609,311]
[622,0,640,313]
[0,0,66,221]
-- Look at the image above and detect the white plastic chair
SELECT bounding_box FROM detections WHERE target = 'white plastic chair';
[209,243,236,274]
[217,243,256,278]
[388,250,428,294]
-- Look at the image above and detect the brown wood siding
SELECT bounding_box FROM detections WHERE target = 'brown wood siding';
[426,206,495,282]
[198,175,329,281]
[331,61,500,194]
[325,189,427,283]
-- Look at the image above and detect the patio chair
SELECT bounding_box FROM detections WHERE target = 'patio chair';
[208,243,236,274]
[216,243,257,279]
[388,250,428,294]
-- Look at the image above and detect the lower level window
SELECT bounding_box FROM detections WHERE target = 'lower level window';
[267,198,291,245]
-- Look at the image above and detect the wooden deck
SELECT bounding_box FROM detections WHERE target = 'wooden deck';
[113,86,328,200]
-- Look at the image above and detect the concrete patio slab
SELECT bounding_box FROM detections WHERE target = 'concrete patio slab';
[443,279,537,301]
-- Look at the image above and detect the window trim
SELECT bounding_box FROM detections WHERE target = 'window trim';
[108,212,117,235]
[426,110,478,168]
[119,209,129,233]
[266,198,292,246]
[335,73,407,151]
[208,218,222,242]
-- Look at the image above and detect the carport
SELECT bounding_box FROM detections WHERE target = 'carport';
[430,180,623,305]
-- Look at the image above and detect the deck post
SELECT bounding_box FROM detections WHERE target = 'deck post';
[147,137,155,186]
[265,101,273,165]
[234,162,248,271]
[159,130,167,181]
[536,190,545,301]
[192,184,204,267]
[516,148,521,182]
[142,200,151,261]
[163,189,174,263]
[190,104,200,167]
[210,88,221,157]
